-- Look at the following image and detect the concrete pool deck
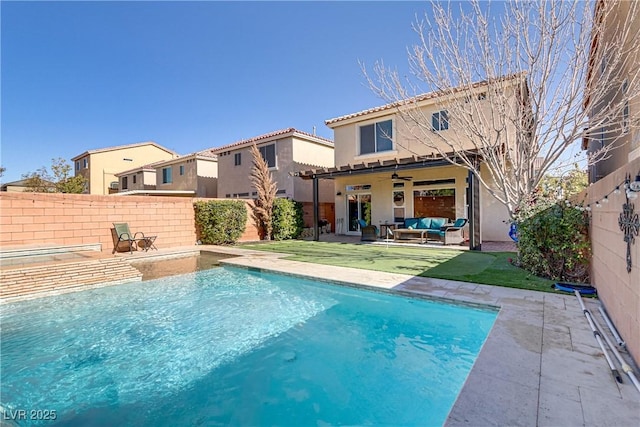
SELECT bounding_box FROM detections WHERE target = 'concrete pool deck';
[196,245,640,426]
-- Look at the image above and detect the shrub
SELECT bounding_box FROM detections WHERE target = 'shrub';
[517,202,591,283]
[194,200,247,245]
[271,198,304,240]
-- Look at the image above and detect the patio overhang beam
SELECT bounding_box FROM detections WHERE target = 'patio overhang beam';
[296,157,466,180]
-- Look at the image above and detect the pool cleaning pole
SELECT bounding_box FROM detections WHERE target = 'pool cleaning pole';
[592,306,640,393]
[598,306,626,348]
[574,291,622,384]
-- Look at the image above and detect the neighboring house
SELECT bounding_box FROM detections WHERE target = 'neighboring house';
[298,75,528,243]
[71,141,178,195]
[0,178,55,192]
[113,161,166,194]
[152,149,218,198]
[211,128,335,228]
[583,0,640,182]
[581,0,640,366]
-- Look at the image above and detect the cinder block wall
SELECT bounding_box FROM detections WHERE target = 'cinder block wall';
[0,193,260,252]
[582,156,640,366]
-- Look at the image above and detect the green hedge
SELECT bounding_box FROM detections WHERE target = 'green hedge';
[271,198,304,240]
[194,200,247,245]
[517,202,591,283]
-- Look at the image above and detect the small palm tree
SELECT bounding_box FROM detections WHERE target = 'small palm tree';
[249,143,277,240]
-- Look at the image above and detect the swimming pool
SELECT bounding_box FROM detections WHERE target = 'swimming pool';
[0,266,497,426]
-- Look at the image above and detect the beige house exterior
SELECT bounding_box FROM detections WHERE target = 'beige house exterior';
[582,0,640,366]
[152,150,218,198]
[211,128,335,227]
[113,161,166,194]
[301,77,526,243]
[71,141,178,195]
[584,0,640,182]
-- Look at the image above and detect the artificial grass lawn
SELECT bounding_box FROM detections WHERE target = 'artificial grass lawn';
[240,241,555,292]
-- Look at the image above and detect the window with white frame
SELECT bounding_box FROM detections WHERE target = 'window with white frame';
[162,167,173,184]
[359,119,393,155]
[83,158,88,168]
[432,110,449,131]
[259,144,276,168]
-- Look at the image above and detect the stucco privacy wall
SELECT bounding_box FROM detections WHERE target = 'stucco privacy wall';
[0,193,260,252]
[582,156,640,365]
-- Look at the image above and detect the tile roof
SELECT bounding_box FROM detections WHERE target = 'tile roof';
[114,160,167,176]
[210,128,333,153]
[71,141,178,160]
[325,73,526,126]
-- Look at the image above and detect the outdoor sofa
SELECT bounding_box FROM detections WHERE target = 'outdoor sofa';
[392,217,450,244]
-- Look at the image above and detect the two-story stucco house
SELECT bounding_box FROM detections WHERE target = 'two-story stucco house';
[211,128,335,228]
[72,141,178,195]
[581,0,640,367]
[114,150,218,197]
[583,0,640,182]
[153,150,218,197]
[299,75,528,245]
[113,161,167,194]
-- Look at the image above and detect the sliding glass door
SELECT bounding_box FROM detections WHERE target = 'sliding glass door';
[347,193,372,233]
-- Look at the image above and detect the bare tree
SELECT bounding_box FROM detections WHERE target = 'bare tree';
[249,144,277,240]
[365,0,640,217]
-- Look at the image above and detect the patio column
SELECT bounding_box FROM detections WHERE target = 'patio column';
[467,168,481,251]
[313,176,320,241]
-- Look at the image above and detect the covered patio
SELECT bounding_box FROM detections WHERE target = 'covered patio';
[296,154,491,250]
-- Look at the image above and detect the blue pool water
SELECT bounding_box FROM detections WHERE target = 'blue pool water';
[1,267,497,426]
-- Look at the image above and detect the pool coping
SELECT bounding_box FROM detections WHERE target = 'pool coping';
[202,246,640,427]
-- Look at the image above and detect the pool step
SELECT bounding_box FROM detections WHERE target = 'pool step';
[0,257,142,303]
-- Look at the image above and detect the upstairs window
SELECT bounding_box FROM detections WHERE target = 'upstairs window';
[179,165,185,176]
[75,161,80,171]
[259,144,276,168]
[83,158,88,169]
[432,110,449,131]
[359,119,393,155]
[162,167,173,184]
[234,152,242,166]
[132,175,137,184]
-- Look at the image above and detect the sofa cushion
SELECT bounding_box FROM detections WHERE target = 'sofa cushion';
[453,218,468,228]
[430,218,447,229]
[417,217,432,229]
[404,218,419,229]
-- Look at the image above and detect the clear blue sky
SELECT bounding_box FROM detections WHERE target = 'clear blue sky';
[1,0,430,183]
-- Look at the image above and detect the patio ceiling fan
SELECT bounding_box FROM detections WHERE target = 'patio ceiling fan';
[391,172,412,181]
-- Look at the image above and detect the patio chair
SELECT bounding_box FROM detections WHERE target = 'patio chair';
[358,219,378,242]
[437,218,468,245]
[112,223,155,254]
